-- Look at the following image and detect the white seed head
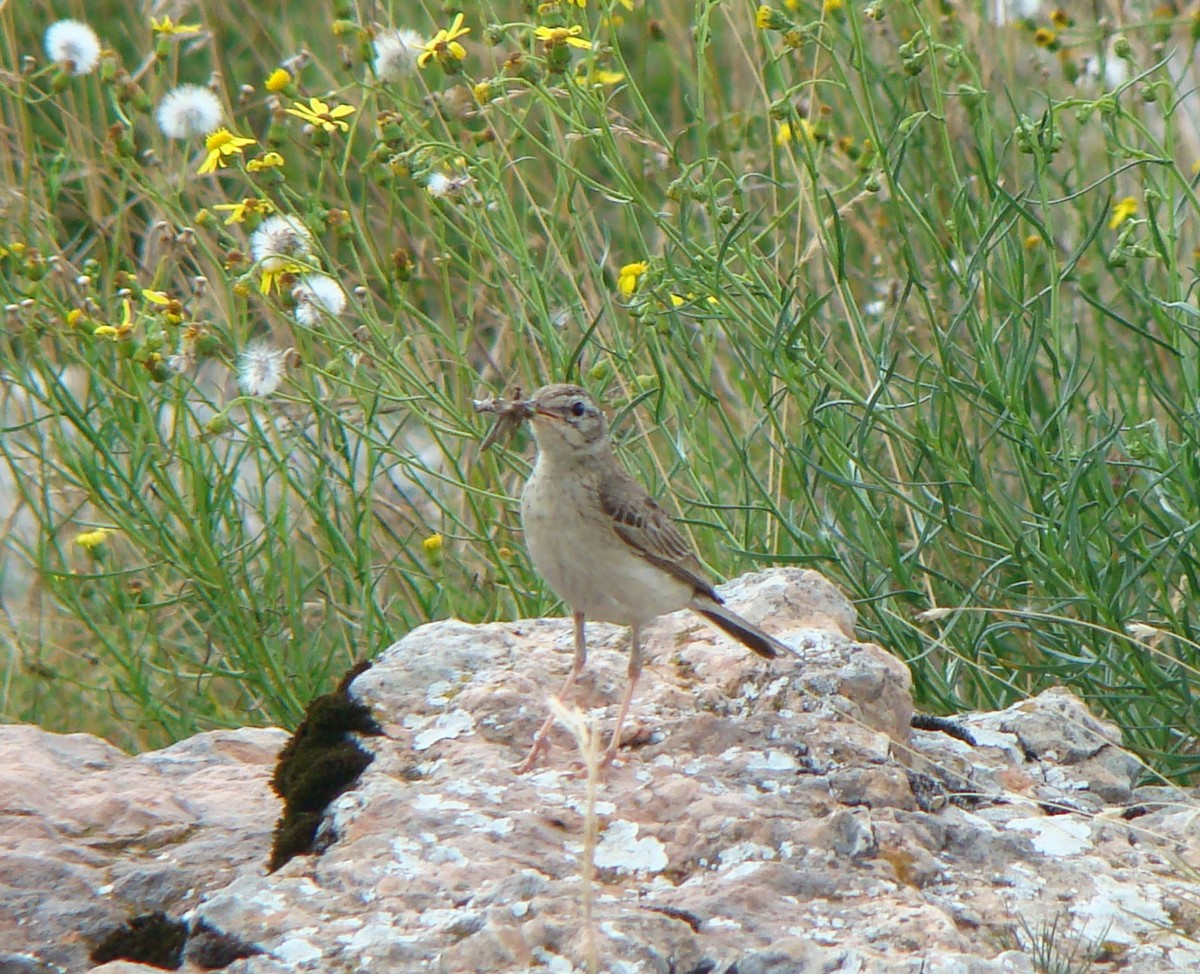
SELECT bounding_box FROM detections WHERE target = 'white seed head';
[156,85,224,139]
[426,172,472,198]
[250,215,314,272]
[292,273,347,326]
[237,340,287,397]
[373,28,425,81]
[990,0,1041,25]
[45,20,101,75]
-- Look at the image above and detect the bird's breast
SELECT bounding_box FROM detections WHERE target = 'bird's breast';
[520,464,692,626]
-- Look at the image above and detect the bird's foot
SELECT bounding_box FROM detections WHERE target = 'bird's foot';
[513,734,552,774]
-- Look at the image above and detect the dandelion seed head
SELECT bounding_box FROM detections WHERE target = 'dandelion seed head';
[45,20,101,75]
[1103,54,1129,89]
[426,171,472,198]
[427,172,454,198]
[292,273,347,326]
[250,215,313,272]
[374,28,425,81]
[156,85,224,139]
[237,340,287,397]
[990,0,1040,25]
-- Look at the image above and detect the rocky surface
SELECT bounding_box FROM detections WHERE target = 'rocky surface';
[2,568,1199,973]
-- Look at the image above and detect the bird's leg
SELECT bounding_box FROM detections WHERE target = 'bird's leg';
[514,610,588,773]
[601,624,644,768]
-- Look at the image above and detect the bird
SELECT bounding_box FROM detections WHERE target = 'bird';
[512,383,794,771]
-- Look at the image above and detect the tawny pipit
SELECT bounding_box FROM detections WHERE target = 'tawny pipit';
[513,383,794,771]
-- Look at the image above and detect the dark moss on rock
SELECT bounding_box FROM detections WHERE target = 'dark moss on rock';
[268,659,382,872]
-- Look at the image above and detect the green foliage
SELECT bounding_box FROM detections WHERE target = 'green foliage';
[2,0,1200,778]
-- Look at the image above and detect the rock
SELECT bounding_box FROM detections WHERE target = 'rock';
[1,569,1198,974]
[0,726,286,973]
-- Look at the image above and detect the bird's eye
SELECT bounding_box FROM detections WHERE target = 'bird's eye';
[570,400,586,418]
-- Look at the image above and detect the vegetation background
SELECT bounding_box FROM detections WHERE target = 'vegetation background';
[3,0,1200,783]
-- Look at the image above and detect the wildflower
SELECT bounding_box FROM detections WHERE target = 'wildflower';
[669,293,720,308]
[990,0,1041,25]
[251,215,313,292]
[373,28,426,81]
[1049,9,1070,28]
[150,16,200,35]
[213,197,275,225]
[75,528,113,551]
[1102,50,1129,88]
[1032,28,1057,49]
[93,299,135,340]
[197,129,255,174]
[1109,196,1137,229]
[776,119,815,145]
[575,67,625,86]
[237,341,287,397]
[422,533,444,555]
[426,171,473,198]
[419,13,470,69]
[823,0,843,12]
[285,96,356,133]
[755,6,790,30]
[1023,233,1041,249]
[264,68,291,93]
[44,20,101,75]
[534,25,593,50]
[247,151,285,172]
[156,85,223,139]
[617,261,648,298]
[292,273,347,326]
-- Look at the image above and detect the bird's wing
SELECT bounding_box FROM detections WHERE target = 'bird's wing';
[599,471,724,604]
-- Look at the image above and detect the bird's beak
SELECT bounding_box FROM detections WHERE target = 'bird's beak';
[529,403,559,420]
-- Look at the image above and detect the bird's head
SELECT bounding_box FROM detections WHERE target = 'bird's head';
[526,383,609,455]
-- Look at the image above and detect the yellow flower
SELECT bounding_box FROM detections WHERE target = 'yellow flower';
[151,16,200,35]
[265,68,291,93]
[285,96,356,133]
[422,533,444,555]
[419,13,470,68]
[247,151,285,172]
[823,0,843,11]
[213,197,276,224]
[1023,234,1041,250]
[776,119,815,145]
[75,528,113,551]
[669,293,720,308]
[1050,9,1071,28]
[94,299,135,340]
[1109,196,1137,229]
[617,261,648,298]
[67,308,86,327]
[1033,28,1057,48]
[198,129,255,174]
[534,25,593,49]
[575,67,625,86]
[142,290,169,305]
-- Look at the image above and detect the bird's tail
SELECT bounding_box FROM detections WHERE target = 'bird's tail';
[690,597,795,660]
